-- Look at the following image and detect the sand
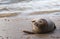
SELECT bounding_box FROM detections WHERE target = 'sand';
[0,13,59,39]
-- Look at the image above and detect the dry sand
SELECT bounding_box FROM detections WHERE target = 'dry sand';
[0,13,59,39]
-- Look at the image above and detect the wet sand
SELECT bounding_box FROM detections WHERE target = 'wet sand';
[0,13,60,39]
[29,9,60,15]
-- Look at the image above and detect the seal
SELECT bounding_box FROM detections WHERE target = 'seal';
[23,18,56,34]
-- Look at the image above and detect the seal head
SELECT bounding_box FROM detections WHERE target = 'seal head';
[32,19,56,33]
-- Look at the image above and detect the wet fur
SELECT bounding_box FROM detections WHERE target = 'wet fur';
[23,19,56,34]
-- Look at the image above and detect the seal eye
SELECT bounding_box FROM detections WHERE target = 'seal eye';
[32,20,35,22]
[32,19,36,22]
[38,20,44,25]
[39,20,43,24]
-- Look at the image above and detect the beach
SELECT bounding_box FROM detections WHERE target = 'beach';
[0,15,60,39]
[0,0,60,39]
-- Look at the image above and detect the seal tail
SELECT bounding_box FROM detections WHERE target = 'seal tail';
[23,30,35,34]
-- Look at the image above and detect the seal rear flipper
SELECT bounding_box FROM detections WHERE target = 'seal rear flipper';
[54,25,56,29]
[23,30,35,34]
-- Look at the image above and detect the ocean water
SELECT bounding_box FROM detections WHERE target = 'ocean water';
[0,0,60,18]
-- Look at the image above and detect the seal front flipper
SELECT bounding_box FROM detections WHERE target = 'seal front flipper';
[23,30,35,34]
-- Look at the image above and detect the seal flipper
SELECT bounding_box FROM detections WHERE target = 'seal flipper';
[54,25,56,30]
[23,30,35,34]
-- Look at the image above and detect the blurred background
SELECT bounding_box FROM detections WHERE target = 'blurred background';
[0,0,60,17]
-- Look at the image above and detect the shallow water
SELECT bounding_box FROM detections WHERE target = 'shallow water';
[0,0,60,18]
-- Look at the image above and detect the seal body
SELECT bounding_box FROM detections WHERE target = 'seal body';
[32,19,56,34]
[23,18,56,34]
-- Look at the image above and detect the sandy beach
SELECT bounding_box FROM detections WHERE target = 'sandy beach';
[0,0,60,39]
[0,13,59,39]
